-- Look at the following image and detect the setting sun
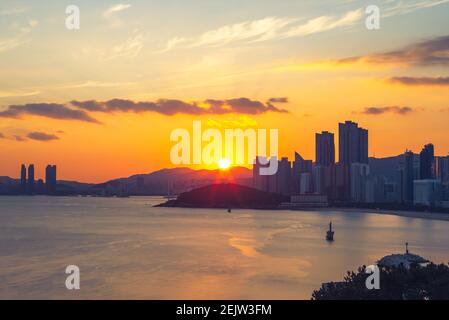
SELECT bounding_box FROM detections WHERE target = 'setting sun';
[218,158,231,170]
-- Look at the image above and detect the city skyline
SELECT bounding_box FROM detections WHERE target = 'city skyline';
[5,118,449,183]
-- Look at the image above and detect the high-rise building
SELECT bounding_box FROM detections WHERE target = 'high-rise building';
[436,155,449,184]
[277,157,291,195]
[414,180,442,207]
[399,151,415,204]
[316,131,335,166]
[335,163,350,201]
[436,156,449,184]
[300,172,313,194]
[350,163,370,203]
[253,156,269,192]
[339,121,368,165]
[420,144,435,179]
[27,164,35,195]
[45,165,57,194]
[20,164,27,194]
[313,166,325,195]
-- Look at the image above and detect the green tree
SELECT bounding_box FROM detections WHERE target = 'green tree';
[312,263,449,300]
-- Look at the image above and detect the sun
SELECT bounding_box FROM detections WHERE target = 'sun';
[217,158,231,170]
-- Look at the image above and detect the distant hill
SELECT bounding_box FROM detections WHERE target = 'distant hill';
[158,183,289,209]
[0,176,19,194]
[95,167,252,195]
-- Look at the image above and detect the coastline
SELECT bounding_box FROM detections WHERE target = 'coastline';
[322,207,449,222]
[157,200,449,222]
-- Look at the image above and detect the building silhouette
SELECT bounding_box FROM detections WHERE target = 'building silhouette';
[20,164,27,194]
[27,164,35,195]
[420,144,435,179]
[292,152,313,194]
[45,165,57,194]
[350,163,370,202]
[414,180,442,207]
[248,120,449,208]
[316,131,335,167]
[253,156,270,192]
[277,157,292,195]
[339,121,368,165]
[437,155,449,184]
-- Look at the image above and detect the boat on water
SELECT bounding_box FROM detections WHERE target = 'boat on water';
[326,222,334,242]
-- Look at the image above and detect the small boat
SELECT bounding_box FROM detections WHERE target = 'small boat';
[326,221,334,242]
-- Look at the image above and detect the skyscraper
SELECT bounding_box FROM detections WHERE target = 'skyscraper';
[350,163,370,202]
[437,155,449,184]
[292,152,313,194]
[27,164,35,195]
[45,165,57,194]
[277,157,291,195]
[399,151,415,204]
[420,144,435,180]
[316,131,335,166]
[253,156,269,192]
[339,121,368,165]
[20,164,27,194]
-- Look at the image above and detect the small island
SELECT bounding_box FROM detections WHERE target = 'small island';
[156,183,289,209]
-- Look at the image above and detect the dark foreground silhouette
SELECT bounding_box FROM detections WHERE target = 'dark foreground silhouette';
[157,183,289,209]
[312,263,449,300]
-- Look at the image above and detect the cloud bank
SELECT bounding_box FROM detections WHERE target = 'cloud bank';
[27,131,59,141]
[0,97,288,123]
[389,76,449,85]
[71,98,288,115]
[0,103,100,123]
[338,35,449,66]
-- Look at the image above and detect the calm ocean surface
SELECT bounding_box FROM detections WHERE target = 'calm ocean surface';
[0,196,448,299]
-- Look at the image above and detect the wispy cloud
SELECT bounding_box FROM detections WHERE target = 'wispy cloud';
[0,7,29,16]
[160,16,297,52]
[360,106,415,115]
[160,9,363,52]
[0,19,39,54]
[103,4,131,27]
[1,131,60,142]
[282,9,362,38]
[59,81,137,89]
[103,4,131,18]
[389,76,449,86]
[107,32,144,59]
[268,97,289,103]
[0,90,40,98]
[383,0,449,17]
[13,135,27,142]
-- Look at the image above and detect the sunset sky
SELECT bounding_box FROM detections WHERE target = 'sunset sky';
[1,0,449,182]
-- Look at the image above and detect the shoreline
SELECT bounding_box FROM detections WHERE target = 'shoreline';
[322,207,449,222]
[158,201,449,222]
